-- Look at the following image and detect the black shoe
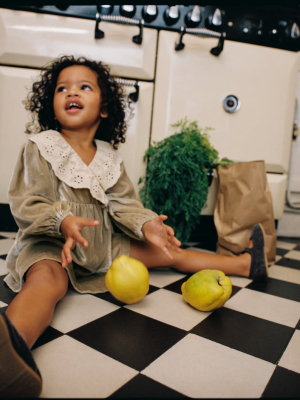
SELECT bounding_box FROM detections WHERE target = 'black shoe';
[0,311,42,398]
[242,224,269,281]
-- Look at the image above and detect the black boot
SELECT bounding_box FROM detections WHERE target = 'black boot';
[242,223,269,281]
[0,311,42,397]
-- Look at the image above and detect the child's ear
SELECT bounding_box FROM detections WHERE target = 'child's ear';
[100,109,108,118]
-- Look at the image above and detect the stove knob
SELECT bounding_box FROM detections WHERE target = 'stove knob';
[142,5,158,23]
[98,5,114,15]
[164,6,180,26]
[291,22,300,38]
[206,8,222,28]
[269,28,278,37]
[120,5,136,18]
[185,5,201,28]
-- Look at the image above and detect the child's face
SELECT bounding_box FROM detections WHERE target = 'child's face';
[53,65,107,134]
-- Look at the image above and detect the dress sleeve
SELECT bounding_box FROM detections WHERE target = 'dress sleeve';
[106,162,158,240]
[8,140,73,237]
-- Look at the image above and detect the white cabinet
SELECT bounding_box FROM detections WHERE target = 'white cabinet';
[0,9,157,80]
[151,30,299,218]
[0,66,40,203]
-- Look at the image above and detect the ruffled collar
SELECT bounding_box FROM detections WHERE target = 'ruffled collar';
[29,130,123,205]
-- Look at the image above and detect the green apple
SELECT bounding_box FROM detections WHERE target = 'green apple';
[181,269,232,311]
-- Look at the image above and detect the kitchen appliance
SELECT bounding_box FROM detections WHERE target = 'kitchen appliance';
[0,5,299,231]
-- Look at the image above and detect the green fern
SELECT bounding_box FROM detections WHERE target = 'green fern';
[139,118,232,243]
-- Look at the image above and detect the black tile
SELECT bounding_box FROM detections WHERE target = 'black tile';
[163,276,190,294]
[31,326,64,350]
[68,308,187,371]
[109,373,187,398]
[247,278,300,303]
[0,255,7,260]
[191,307,294,364]
[293,245,300,251]
[0,235,8,240]
[262,366,300,398]
[276,248,290,257]
[94,285,160,306]
[276,257,300,270]
[296,319,300,330]
[230,285,242,298]
[0,275,17,305]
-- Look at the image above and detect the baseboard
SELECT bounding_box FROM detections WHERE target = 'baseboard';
[0,204,18,232]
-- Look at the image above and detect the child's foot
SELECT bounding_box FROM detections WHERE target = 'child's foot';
[242,224,269,281]
[0,311,42,398]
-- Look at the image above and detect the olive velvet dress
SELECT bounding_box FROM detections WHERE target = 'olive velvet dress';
[4,130,157,294]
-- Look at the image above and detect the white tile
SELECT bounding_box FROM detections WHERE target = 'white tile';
[142,334,275,398]
[228,275,252,288]
[225,288,300,328]
[269,265,300,285]
[125,289,211,331]
[0,258,8,276]
[0,232,17,239]
[32,336,138,398]
[0,300,7,307]
[0,239,14,256]
[275,255,282,263]
[276,241,297,250]
[278,330,300,374]
[148,269,186,288]
[284,250,300,261]
[50,290,119,333]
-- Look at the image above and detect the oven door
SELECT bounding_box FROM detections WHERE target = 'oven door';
[0,8,157,80]
[151,30,299,218]
[117,81,154,198]
[0,66,40,203]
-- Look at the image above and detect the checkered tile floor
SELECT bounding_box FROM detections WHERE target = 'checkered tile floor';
[0,231,300,398]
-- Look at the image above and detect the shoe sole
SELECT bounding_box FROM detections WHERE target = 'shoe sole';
[257,223,269,279]
[0,314,42,398]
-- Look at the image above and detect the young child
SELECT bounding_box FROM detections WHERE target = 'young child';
[0,55,268,397]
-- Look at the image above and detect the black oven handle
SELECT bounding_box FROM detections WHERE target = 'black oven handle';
[95,13,144,45]
[175,26,226,56]
[115,78,140,102]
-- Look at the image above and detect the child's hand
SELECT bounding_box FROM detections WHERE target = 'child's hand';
[142,215,182,260]
[60,216,100,268]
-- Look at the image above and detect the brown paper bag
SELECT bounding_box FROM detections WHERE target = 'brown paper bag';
[214,160,276,265]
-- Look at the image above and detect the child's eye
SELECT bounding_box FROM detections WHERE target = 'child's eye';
[57,86,67,92]
[82,84,91,91]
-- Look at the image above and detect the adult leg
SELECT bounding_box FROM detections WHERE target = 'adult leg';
[0,260,68,397]
[130,239,251,277]
[6,260,69,349]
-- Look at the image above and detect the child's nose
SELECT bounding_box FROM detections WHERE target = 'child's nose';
[68,88,79,96]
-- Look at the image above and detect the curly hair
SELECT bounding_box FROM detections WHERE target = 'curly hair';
[24,55,132,149]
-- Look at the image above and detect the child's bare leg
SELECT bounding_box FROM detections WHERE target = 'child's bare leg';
[6,260,68,349]
[130,239,251,277]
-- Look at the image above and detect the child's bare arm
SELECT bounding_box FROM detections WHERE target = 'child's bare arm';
[60,216,100,268]
[141,215,182,260]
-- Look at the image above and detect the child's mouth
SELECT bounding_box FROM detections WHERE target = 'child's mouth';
[66,102,83,112]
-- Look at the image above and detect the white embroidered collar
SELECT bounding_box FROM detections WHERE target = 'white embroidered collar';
[29,130,123,205]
